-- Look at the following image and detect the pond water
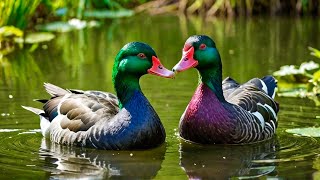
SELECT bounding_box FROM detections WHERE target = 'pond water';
[1,15,320,179]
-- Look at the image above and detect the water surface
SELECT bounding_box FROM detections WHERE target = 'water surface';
[0,15,320,179]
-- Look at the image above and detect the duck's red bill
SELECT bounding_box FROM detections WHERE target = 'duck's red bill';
[173,46,198,72]
[148,56,175,78]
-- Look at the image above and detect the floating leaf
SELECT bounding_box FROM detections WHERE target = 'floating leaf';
[36,19,101,32]
[286,127,320,137]
[84,9,134,18]
[24,32,55,44]
[55,8,68,16]
[36,21,75,32]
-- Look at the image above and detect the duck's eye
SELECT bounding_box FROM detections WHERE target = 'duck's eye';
[199,44,206,50]
[137,53,146,59]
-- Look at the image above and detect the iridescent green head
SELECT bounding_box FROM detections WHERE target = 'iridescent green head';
[173,35,225,101]
[172,35,221,72]
[112,42,174,108]
[113,42,174,81]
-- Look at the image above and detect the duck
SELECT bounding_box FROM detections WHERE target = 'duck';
[23,42,174,150]
[172,35,279,144]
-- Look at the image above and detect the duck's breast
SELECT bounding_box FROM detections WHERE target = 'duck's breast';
[179,84,237,143]
[87,91,166,149]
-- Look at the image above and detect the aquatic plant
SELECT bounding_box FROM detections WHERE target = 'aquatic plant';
[273,47,320,105]
[0,26,55,58]
[0,26,23,57]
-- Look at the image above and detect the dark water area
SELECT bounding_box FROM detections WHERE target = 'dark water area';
[0,15,320,179]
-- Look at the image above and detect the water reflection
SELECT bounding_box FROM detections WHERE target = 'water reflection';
[39,138,166,179]
[179,138,279,179]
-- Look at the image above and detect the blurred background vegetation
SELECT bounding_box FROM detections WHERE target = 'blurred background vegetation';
[1,0,319,31]
[1,0,319,57]
[0,0,319,92]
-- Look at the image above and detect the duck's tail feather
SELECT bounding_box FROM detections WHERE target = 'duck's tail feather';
[21,105,44,115]
[44,83,70,97]
[34,99,48,103]
[261,76,277,99]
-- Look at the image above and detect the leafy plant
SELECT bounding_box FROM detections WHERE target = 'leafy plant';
[273,47,320,105]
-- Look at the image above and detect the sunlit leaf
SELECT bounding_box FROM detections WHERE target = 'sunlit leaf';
[24,32,55,44]
[309,47,320,59]
[286,127,320,137]
[313,70,320,83]
[0,26,23,39]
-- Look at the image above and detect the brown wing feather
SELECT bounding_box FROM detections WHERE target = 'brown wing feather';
[58,94,119,132]
[42,86,120,133]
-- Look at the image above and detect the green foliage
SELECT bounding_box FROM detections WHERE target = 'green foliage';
[309,47,320,59]
[273,47,320,105]
[0,26,23,57]
[0,0,41,29]
[0,26,56,58]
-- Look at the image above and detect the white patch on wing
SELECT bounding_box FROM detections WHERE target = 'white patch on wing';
[271,88,276,99]
[271,121,276,133]
[251,111,265,129]
[265,104,277,121]
[265,122,272,128]
[40,116,50,137]
[259,79,268,94]
[57,93,71,116]
[40,93,71,139]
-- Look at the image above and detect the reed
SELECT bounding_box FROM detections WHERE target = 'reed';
[0,0,41,29]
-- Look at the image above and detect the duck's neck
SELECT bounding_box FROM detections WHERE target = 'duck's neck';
[114,73,142,109]
[198,67,226,102]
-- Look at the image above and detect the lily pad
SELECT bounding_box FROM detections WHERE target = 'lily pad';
[286,127,320,137]
[24,32,55,44]
[36,21,75,32]
[84,9,134,18]
[36,19,101,32]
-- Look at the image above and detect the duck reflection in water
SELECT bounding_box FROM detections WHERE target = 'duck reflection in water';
[179,138,279,179]
[39,138,166,179]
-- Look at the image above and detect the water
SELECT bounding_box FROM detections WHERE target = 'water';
[0,15,320,179]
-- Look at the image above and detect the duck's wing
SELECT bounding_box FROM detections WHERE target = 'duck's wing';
[226,77,279,131]
[222,77,240,98]
[223,76,277,100]
[24,83,119,133]
[246,76,277,99]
